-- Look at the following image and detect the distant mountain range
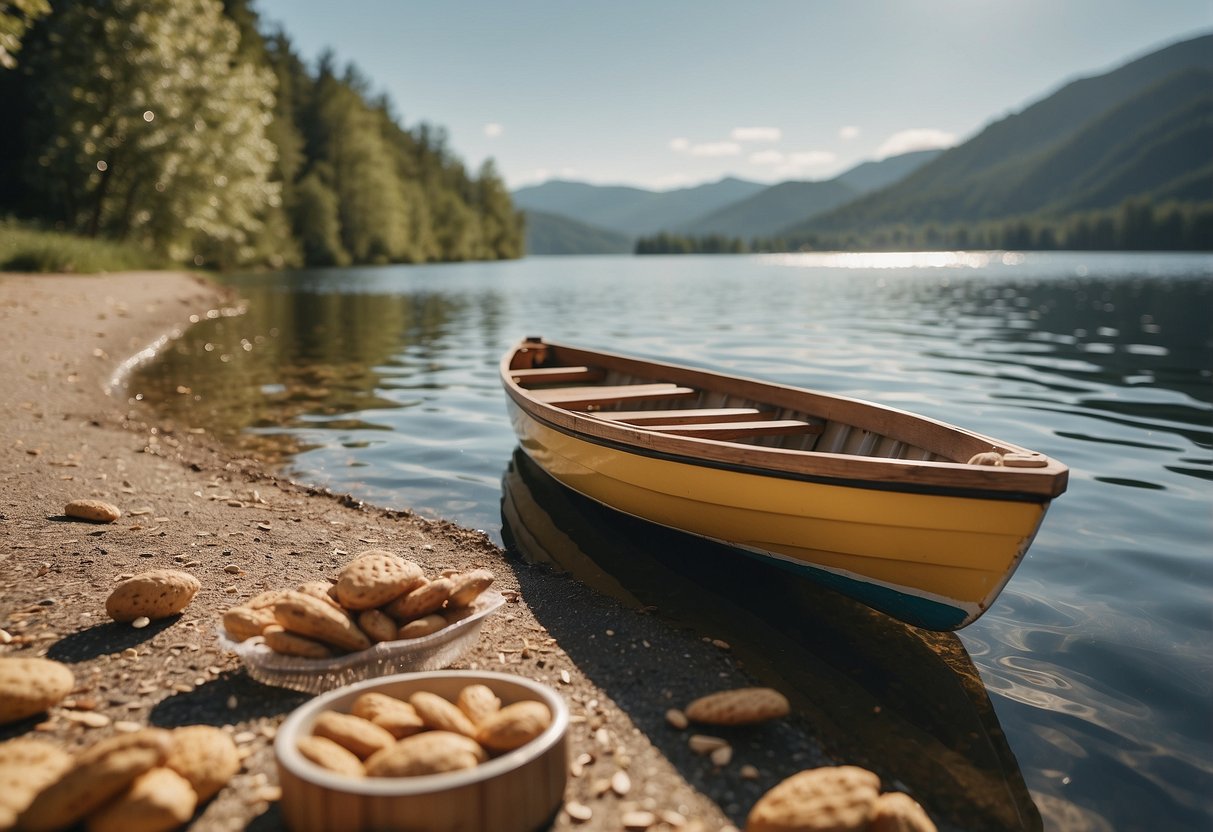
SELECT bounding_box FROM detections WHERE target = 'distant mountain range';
[516,150,942,253]
[516,32,1212,255]
[786,33,1213,239]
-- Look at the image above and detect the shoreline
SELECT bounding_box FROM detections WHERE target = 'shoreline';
[0,271,840,831]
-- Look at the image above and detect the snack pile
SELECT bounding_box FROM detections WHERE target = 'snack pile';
[296,682,552,779]
[222,550,495,658]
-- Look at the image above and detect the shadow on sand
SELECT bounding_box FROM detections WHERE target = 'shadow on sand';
[500,448,1041,831]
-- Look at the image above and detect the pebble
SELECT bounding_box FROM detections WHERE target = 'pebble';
[688,734,729,754]
[710,745,733,767]
[64,710,111,728]
[611,770,632,796]
[131,616,150,629]
[224,564,242,574]
[566,802,593,822]
[622,810,656,829]
[666,708,689,730]
[740,764,760,780]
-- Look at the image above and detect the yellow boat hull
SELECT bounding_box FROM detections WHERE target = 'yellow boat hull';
[508,400,1048,630]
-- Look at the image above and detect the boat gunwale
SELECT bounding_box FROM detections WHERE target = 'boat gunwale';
[501,339,1069,501]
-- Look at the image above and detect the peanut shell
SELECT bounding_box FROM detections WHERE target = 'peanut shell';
[222,606,276,642]
[447,568,494,608]
[18,729,171,832]
[868,792,938,832]
[0,657,74,725]
[84,766,197,832]
[311,711,396,760]
[335,552,424,610]
[686,687,789,726]
[364,731,486,778]
[357,609,398,643]
[384,577,452,620]
[64,499,121,523]
[105,569,200,622]
[397,613,446,640]
[296,736,365,778]
[350,692,425,739]
[262,625,333,659]
[475,700,551,752]
[409,691,477,737]
[455,684,501,726]
[745,766,880,832]
[0,739,73,829]
[273,591,371,652]
[165,725,239,803]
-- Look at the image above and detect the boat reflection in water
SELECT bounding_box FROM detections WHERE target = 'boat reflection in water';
[501,448,1042,832]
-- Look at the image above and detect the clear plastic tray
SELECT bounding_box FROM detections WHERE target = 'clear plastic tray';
[218,591,505,693]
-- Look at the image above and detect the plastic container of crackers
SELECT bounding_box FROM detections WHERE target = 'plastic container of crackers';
[217,552,504,693]
[218,590,504,693]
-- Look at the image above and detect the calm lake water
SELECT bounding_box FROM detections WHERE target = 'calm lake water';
[131,252,1212,830]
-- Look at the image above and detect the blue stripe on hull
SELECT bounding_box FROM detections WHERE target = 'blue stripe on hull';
[730,546,972,631]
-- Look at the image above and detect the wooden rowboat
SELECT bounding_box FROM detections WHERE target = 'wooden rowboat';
[500,337,1068,631]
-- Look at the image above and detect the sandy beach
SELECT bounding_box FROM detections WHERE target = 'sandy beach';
[0,271,841,831]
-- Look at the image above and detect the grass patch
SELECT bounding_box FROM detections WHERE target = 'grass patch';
[0,221,164,273]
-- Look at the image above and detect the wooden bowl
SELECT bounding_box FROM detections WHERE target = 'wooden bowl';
[275,670,569,832]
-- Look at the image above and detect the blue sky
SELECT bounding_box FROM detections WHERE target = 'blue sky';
[253,0,1212,191]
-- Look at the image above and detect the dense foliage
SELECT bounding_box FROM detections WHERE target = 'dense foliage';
[0,0,524,269]
[637,199,1213,254]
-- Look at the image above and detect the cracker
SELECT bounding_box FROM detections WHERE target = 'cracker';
[685,687,789,725]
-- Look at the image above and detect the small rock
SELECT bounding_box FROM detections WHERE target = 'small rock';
[710,744,733,767]
[666,708,689,730]
[688,734,729,754]
[566,802,593,822]
[622,810,656,829]
[611,769,631,796]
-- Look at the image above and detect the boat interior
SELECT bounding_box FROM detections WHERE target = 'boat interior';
[507,343,979,464]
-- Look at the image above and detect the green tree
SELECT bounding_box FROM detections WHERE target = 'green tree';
[0,0,49,68]
[291,166,349,266]
[22,0,280,266]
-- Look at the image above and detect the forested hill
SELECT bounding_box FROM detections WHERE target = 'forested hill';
[785,33,1213,240]
[0,0,523,269]
[523,211,632,256]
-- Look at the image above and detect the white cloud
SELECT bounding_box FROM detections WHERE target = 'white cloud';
[669,137,690,152]
[689,141,742,157]
[875,128,956,159]
[787,151,836,167]
[839,125,860,140]
[731,127,782,143]
[749,149,785,165]
[483,122,503,138]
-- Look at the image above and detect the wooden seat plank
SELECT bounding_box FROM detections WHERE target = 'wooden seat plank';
[533,383,697,411]
[641,419,823,440]
[593,407,770,426]
[509,366,605,386]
